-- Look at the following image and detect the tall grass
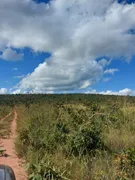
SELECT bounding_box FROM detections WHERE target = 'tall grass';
[15,99,135,180]
[0,106,13,138]
[0,105,11,119]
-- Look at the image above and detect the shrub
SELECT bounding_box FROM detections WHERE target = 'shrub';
[26,161,69,180]
[67,120,104,156]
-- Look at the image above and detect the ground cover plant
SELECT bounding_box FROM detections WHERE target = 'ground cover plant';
[0,94,135,179]
[10,94,135,180]
[0,106,13,138]
[0,105,11,119]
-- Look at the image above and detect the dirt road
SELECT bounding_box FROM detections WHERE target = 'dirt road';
[0,108,27,180]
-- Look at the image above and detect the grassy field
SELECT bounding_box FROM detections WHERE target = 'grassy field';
[10,94,135,180]
[0,105,11,119]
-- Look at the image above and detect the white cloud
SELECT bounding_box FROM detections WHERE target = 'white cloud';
[86,88,135,96]
[20,59,103,91]
[0,0,135,91]
[104,68,119,75]
[11,88,54,94]
[11,89,21,94]
[12,68,18,71]
[14,75,25,79]
[98,59,112,67]
[0,88,7,94]
[103,77,111,82]
[0,48,24,61]
[12,87,135,96]
[0,39,8,51]
[46,91,54,94]
[118,88,135,96]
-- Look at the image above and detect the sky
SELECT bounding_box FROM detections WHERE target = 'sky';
[0,0,135,95]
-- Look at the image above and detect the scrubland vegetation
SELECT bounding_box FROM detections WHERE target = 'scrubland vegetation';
[1,94,135,179]
[0,105,13,138]
[14,94,135,180]
[0,105,11,119]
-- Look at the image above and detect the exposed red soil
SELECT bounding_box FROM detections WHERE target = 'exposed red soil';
[0,108,27,180]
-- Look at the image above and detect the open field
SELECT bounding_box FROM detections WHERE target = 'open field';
[1,94,135,179]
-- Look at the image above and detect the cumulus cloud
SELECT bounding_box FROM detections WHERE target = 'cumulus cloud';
[12,87,135,96]
[11,89,21,94]
[98,59,112,67]
[0,88,7,94]
[20,59,103,91]
[85,88,135,96]
[104,68,119,75]
[0,39,8,51]
[0,48,24,61]
[11,88,54,94]
[0,0,135,91]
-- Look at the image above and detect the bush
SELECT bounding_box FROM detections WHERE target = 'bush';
[115,148,135,179]
[67,120,104,156]
[26,161,69,180]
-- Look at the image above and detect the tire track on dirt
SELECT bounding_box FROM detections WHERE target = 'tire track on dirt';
[0,107,27,180]
[0,112,12,121]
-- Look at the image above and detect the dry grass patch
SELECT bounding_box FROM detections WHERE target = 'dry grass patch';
[0,112,13,138]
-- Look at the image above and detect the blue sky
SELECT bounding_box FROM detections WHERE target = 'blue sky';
[93,57,135,90]
[0,49,50,89]
[0,0,135,95]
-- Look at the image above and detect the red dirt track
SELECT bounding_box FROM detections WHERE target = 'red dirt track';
[0,108,27,180]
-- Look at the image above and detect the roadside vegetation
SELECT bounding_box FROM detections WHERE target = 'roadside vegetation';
[0,94,135,179]
[0,105,11,119]
[0,106,13,138]
[12,94,135,180]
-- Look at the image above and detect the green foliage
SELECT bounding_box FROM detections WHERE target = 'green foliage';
[26,161,69,180]
[13,94,135,179]
[0,105,11,119]
[0,93,134,107]
[126,148,135,166]
[0,110,13,138]
[114,148,135,179]
[67,121,104,156]
[90,104,100,113]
